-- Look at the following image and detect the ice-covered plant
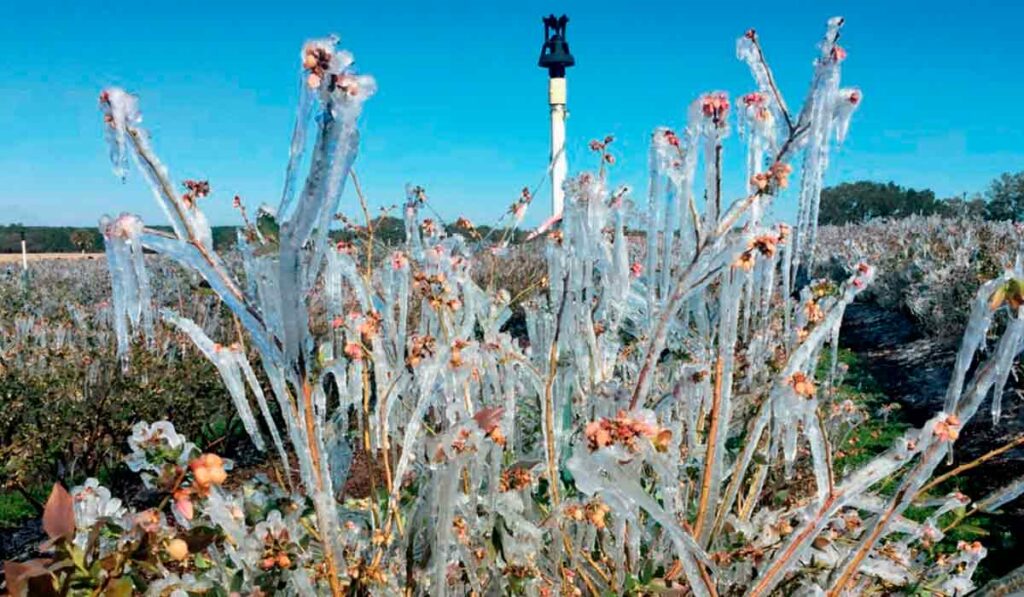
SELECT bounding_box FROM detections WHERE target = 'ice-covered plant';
[69,19,1024,597]
[817,215,1020,337]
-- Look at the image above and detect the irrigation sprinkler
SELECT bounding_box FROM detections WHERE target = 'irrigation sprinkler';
[538,14,575,217]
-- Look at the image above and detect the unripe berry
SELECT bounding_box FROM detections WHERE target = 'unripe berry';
[209,466,227,485]
[166,538,189,561]
[193,465,211,486]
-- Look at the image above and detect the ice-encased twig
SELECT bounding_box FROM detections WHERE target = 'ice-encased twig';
[694,267,742,545]
[976,476,1024,514]
[567,446,715,597]
[100,213,154,366]
[101,88,214,250]
[161,310,266,452]
[139,232,280,366]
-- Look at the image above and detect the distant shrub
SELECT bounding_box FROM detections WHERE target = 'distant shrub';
[0,261,240,499]
[817,216,1018,337]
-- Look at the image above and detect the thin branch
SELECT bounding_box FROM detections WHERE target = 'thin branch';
[127,128,260,326]
[350,168,376,283]
[750,32,795,132]
[544,272,572,506]
[916,433,1024,499]
[693,353,726,544]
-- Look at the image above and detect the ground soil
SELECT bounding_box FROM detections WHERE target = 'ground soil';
[840,302,1024,579]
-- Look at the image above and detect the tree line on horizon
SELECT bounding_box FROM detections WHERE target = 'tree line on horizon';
[3,170,1022,253]
[0,219,527,254]
[818,170,1024,225]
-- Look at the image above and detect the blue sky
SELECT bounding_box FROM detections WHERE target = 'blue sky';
[2,0,1022,227]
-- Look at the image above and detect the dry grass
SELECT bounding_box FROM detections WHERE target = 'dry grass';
[0,253,105,264]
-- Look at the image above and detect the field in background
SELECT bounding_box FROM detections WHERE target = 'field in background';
[0,253,105,264]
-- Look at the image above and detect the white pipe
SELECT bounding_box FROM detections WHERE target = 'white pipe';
[549,77,568,217]
[21,239,27,271]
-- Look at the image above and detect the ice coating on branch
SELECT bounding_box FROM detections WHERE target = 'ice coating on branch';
[789,16,849,288]
[977,476,1024,514]
[274,37,376,369]
[567,442,714,596]
[99,88,140,181]
[690,92,730,226]
[161,310,276,456]
[98,88,205,244]
[99,213,154,365]
[736,29,790,133]
[738,92,777,224]
[647,126,698,310]
[943,276,1008,416]
[833,87,862,144]
[277,35,376,224]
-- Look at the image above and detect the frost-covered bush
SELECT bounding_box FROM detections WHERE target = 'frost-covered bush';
[9,20,1024,597]
[817,216,1019,337]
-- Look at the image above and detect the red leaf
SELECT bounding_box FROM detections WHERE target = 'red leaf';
[4,558,55,596]
[42,483,75,541]
[472,407,505,433]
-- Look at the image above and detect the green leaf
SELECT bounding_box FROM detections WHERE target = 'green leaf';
[955,523,990,537]
[193,552,211,570]
[230,570,245,592]
[69,544,86,571]
[640,558,655,584]
[104,578,134,597]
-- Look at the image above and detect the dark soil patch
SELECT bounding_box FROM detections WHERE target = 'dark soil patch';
[0,520,42,564]
[840,302,1024,579]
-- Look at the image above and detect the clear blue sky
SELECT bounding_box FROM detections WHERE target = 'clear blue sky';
[2,0,1022,227]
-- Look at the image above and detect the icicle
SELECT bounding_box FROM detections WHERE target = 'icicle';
[738,92,776,226]
[944,276,1006,414]
[100,213,154,366]
[404,185,426,260]
[237,350,292,483]
[790,17,847,286]
[690,93,730,227]
[695,268,742,542]
[429,461,461,597]
[140,232,281,365]
[833,88,862,145]
[161,310,265,452]
[277,36,337,221]
[645,142,661,314]
[99,87,139,181]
